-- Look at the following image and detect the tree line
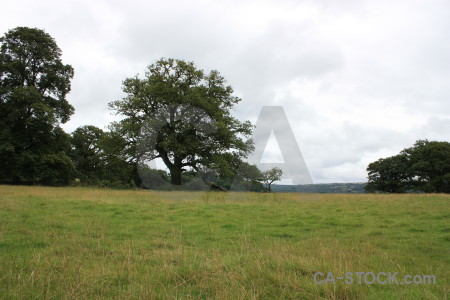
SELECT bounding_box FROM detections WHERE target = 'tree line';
[1,27,448,193]
[0,26,281,191]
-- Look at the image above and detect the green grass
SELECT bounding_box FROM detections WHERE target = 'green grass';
[0,185,449,299]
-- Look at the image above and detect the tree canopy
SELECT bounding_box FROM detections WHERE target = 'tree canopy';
[109,58,254,188]
[0,27,75,185]
[365,140,450,193]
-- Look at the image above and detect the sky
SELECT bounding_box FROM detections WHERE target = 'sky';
[1,0,449,183]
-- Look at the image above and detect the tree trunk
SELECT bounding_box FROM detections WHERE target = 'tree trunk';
[170,167,182,185]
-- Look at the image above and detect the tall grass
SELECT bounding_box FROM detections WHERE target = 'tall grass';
[0,185,448,299]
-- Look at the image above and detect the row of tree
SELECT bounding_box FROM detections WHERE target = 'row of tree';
[2,27,447,193]
[0,26,282,191]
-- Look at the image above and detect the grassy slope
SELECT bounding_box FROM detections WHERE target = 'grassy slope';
[0,185,448,299]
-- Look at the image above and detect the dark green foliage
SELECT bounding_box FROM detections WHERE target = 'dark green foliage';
[70,125,105,183]
[100,131,140,188]
[406,140,450,192]
[70,125,136,188]
[0,27,74,185]
[0,27,74,121]
[365,154,411,193]
[38,152,76,186]
[365,140,450,193]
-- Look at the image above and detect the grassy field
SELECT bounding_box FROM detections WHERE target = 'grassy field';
[0,185,448,299]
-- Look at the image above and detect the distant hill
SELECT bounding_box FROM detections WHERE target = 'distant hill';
[272,182,367,193]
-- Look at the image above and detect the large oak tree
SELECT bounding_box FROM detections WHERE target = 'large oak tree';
[109,58,253,187]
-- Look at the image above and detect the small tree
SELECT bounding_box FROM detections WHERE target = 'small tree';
[262,167,283,192]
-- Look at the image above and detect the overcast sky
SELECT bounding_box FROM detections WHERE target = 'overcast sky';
[1,0,449,183]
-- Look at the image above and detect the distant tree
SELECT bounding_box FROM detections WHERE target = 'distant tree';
[365,140,450,193]
[109,58,253,189]
[99,131,138,188]
[70,125,106,184]
[261,167,283,192]
[215,161,264,191]
[365,154,410,193]
[0,27,75,185]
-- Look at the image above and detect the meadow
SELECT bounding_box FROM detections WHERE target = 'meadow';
[0,185,448,299]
